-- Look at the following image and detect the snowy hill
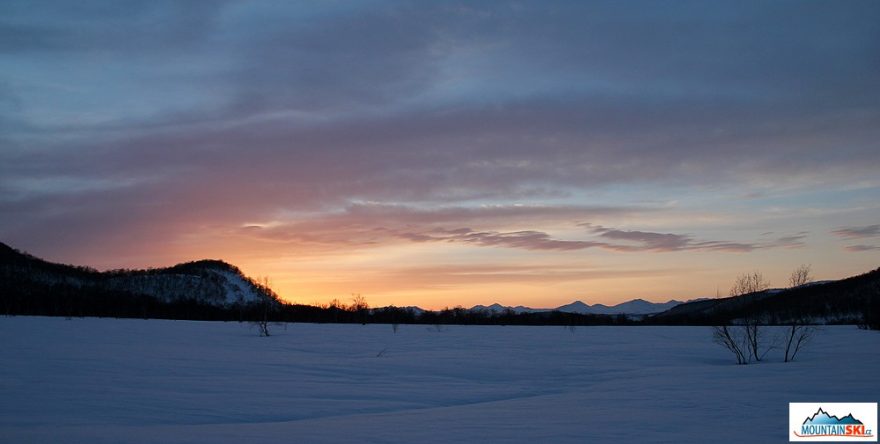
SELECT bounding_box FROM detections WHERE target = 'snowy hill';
[0,242,276,309]
[103,260,269,306]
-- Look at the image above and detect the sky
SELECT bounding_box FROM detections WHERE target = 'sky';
[1,1,879,309]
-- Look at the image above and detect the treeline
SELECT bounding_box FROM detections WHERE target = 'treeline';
[271,304,634,326]
[2,282,634,326]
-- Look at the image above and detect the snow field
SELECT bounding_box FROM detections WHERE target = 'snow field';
[1,317,878,443]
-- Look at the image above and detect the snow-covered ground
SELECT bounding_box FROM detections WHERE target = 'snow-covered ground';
[1,318,878,443]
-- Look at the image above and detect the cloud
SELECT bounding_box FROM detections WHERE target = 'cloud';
[833,224,880,239]
[396,224,806,253]
[768,234,808,249]
[0,1,875,269]
[233,206,808,255]
[232,203,643,251]
[0,1,225,54]
[592,227,691,251]
[588,225,753,253]
[844,245,880,252]
[587,225,805,253]
[397,227,761,253]
[400,229,605,251]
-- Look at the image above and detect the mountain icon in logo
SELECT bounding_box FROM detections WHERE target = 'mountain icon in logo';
[803,408,864,425]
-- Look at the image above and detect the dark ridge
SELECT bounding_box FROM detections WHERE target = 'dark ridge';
[0,241,278,321]
[648,267,880,325]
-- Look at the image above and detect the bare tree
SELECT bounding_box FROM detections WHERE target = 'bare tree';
[784,265,817,362]
[789,264,813,288]
[712,325,749,365]
[252,276,273,337]
[730,271,770,297]
[350,293,368,311]
[329,298,343,323]
[255,303,271,337]
[783,321,815,362]
[351,293,369,324]
[730,271,771,362]
[712,271,770,364]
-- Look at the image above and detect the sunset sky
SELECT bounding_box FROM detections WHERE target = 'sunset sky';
[1,1,878,309]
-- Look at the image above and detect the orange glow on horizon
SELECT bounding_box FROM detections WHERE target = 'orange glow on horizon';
[39,214,880,312]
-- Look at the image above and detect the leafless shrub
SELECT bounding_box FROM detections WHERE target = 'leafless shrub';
[712,325,748,365]
[252,276,274,337]
[743,314,775,362]
[252,300,271,337]
[784,321,817,362]
[731,271,771,362]
[254,318,270,337]
[783,265,818,362]
[712,271,771,364]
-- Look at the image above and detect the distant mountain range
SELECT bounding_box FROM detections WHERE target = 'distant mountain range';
[470,298,697,315]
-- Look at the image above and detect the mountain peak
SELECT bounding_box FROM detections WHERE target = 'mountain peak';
[467,298,690,315]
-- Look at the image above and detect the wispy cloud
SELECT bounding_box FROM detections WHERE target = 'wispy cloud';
[833,224,880,239]
[235,203,644,247]
[591,227,692,251]
[404,227,767,254]
[772,234,809,247]
[586,225,802,253]
[235,207,809,254]
[397,229,605,251]
[844,244,880,252]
